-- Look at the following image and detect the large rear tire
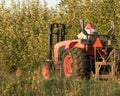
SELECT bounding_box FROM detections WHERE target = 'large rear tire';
[62,47,90,79]
[108,49,120,80]
[115,50,120,78]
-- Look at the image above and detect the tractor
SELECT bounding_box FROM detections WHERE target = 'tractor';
[42,20,120,81]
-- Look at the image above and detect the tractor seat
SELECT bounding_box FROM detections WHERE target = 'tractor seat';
[79,39,94,46]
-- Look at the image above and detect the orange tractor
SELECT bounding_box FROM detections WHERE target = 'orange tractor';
[42,20,120,80]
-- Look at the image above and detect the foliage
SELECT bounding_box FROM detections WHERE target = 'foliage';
[59,0,120,39]
[0,0,57,72]
[0,0,120,72]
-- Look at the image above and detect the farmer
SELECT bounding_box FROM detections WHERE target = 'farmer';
[77,23,98,39]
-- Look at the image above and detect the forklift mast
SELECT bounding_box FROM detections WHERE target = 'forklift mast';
[48,24,66,60]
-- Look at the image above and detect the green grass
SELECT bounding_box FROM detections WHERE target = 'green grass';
[0,69,120,96]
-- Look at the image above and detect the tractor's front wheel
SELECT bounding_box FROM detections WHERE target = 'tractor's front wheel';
[42,65,50,80]
[42,60,53,80]
[62,48,90,79]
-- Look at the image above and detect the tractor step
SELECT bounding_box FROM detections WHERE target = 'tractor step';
[96,62,114,65]
[99,74,110,80]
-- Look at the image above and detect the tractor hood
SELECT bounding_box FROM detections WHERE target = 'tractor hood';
[54,40,78,65]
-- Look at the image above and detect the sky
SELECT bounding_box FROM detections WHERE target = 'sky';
[0,0,60,8]
[41,0,60,8]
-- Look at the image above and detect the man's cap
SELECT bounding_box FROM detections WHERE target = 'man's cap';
[85,23,95,29]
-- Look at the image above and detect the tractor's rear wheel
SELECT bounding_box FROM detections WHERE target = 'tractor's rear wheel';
[108,49,120,80]
[63,48,90,79]
[115,50,120,78]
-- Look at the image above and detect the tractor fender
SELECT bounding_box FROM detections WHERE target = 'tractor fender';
[54,40,85,65]
[65,40,85,49]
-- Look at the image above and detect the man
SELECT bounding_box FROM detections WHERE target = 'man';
[77,23,98,39]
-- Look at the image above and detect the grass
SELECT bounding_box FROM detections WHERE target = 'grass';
[0,68,120,96]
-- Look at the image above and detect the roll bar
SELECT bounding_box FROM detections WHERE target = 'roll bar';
[80,19,115,38]
[80,19,88,36]
[106,21,115,36]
